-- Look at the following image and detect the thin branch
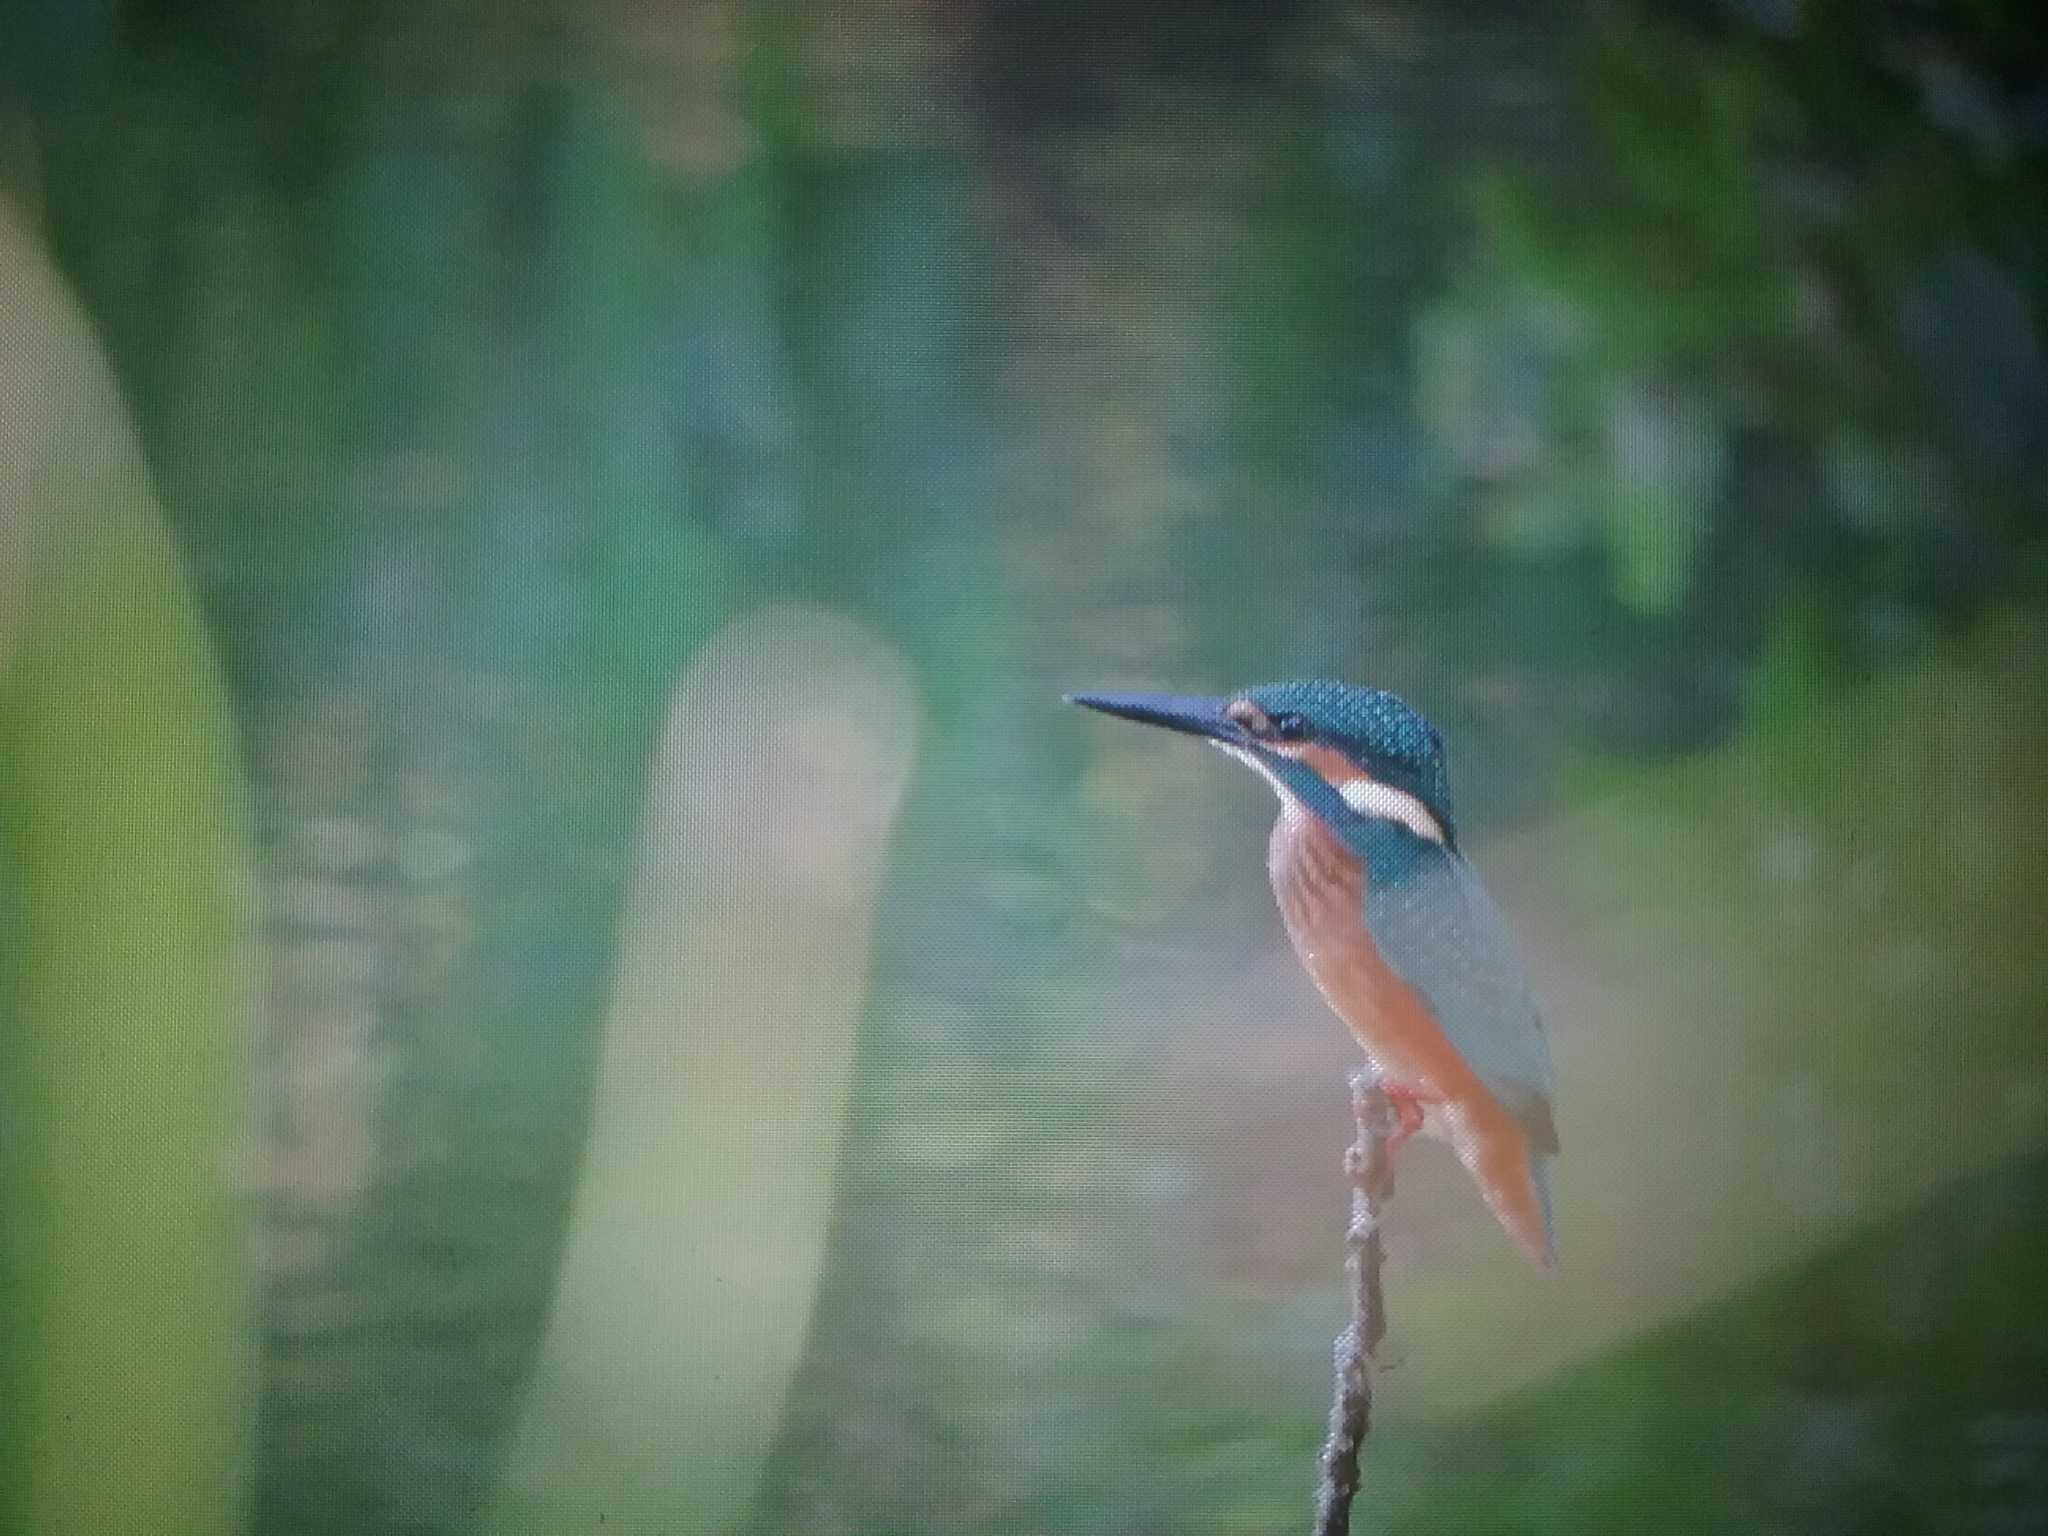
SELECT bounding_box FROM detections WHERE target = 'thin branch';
[1312,1074,1396,1536]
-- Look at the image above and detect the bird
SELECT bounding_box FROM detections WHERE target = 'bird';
[1069,681,1557,1268]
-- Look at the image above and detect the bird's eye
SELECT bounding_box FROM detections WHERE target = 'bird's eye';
[1269,712,1308,741]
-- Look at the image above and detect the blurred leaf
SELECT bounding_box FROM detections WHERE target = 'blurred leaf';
[1,204,256,1536]
[1600,378,1727,613]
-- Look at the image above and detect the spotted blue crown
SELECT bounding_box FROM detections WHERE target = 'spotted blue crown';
[1243,680,1455,841]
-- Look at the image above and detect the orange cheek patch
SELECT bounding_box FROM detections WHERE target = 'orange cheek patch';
[1298,743,1366,786]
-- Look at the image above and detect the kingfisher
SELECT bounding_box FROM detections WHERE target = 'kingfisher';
[1070,681,1557,1268]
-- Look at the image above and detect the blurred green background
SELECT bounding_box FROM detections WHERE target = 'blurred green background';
[2,0,2046,1531]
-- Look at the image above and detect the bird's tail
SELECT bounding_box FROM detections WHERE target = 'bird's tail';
[1455,1100,1556,1270]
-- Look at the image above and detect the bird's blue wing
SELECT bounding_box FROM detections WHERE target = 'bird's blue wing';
[1353,822,1558,1152]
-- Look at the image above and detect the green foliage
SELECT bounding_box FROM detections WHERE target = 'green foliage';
[1414,2,2048,702]
[1227,117,1401,459]
[1746,599,1852,736]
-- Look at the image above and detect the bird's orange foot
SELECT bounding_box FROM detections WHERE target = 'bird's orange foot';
[1379,1084,1435,1157]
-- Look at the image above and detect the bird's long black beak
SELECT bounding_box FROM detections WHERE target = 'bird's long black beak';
[1067,690,1245,745]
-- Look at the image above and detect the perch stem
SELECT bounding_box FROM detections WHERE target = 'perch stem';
[1312,1073,1396,1536]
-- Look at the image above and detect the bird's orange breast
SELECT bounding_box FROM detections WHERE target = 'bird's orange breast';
[1266,802,1480,1100]
[1267,801,1552,1265]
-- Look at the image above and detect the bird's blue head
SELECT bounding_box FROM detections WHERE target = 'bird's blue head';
[1069,679,1456,848]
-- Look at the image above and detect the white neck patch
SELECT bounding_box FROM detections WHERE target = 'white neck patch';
[1337,777,1446,844]
[1213,741,1446,844]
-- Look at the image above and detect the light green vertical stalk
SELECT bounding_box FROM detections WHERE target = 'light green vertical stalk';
[1,202,254,1536]
[489,606,918,1535]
